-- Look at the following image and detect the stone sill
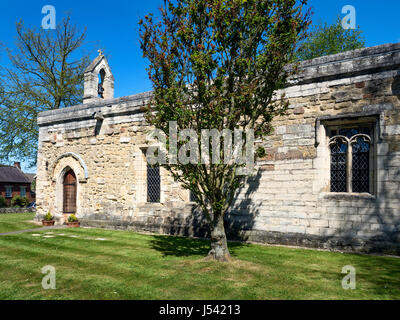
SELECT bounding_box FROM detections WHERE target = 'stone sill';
[319,192,376,201]
[137,202,165,207]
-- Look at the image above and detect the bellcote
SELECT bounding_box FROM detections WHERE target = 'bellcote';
[83,51,114,104]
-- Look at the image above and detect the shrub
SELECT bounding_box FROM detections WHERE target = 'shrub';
[11,195,29,207]
[68,214,78,222]
[44,212,53,221]
[0,196,6,208]
[256,146,266,159]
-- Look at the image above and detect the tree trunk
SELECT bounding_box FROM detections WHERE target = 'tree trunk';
[205,212,231,262]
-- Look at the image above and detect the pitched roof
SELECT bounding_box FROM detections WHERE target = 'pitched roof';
[24,173,36,183]
[0,166,31,183]
[84,54,104,73]
[84,54,111,73]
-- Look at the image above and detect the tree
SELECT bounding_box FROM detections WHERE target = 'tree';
[0,196,6,208]
[0,17,91,167]
[296,16,365,61]
[139,0,311,261]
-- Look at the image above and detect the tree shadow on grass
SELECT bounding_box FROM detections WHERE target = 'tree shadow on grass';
[149,234,250,258]
[150,168,262,258]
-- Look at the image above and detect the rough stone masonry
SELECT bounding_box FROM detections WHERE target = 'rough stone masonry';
[36,43,400,255]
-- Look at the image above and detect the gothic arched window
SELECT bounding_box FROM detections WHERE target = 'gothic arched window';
[328,126,373,194]
[330,136,348,192]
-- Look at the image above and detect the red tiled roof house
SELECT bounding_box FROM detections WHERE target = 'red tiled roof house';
[0,162,35,206]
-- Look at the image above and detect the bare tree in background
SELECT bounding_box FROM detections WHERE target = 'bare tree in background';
[0,17,91,167]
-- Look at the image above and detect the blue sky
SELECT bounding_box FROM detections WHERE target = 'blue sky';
[0,0,399,172]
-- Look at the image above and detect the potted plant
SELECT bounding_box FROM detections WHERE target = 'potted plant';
[67,214,80,228]
[42,212,55,226]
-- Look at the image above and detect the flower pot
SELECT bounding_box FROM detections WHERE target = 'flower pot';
[42,220,55,226]
[67,221,80,228]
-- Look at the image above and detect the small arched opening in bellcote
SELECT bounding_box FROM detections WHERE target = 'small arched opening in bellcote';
[98,68,106,99]
[83,52,114,104]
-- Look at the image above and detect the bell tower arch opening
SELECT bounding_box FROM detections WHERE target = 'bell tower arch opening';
[83,51,114,104]
[98,69,106,98]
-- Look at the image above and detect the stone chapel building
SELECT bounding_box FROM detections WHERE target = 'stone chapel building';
[35,43,400,254]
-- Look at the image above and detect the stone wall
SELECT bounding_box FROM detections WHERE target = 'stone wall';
[0,208,35,214]
[36,43,400,254]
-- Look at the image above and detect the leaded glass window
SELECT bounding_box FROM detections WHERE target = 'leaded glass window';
[147,164,160,203]
[330,138,347,192]
[328,125,373,194]
[352,135,370,193]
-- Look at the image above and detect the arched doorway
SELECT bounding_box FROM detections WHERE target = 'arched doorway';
[63,169,77,214]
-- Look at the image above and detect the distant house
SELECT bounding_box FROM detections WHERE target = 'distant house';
[0,162,36,206]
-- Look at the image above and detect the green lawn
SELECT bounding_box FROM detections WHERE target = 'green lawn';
[0,213,40,233]
[0,223,399,300]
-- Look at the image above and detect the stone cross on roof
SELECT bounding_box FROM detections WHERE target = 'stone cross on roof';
[97,49,104,56]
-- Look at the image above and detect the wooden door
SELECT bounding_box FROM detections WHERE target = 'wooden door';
[63,170,77,214]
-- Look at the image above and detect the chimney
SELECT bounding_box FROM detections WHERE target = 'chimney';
[14,162,21,170]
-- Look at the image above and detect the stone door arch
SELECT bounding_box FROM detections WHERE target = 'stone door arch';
[52,153,88,222]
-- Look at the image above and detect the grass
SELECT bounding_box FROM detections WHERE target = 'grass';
[0,221,399,300]
[0,212,40,233]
